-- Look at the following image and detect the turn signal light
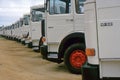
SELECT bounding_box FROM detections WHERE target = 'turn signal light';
[42,37,46,42]
[28,37,31,39]
[86,48,95,56]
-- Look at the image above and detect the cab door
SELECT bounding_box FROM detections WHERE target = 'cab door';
[74,0,85,31]
[46,0,74,43]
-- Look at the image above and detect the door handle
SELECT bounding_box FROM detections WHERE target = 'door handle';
[66,19,74,21]
[32,29,35,31]
[48,26,54,29]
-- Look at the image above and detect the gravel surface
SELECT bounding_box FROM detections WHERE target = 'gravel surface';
[0,37,82,80]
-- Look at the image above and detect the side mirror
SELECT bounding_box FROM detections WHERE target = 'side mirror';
[44,0,49,13]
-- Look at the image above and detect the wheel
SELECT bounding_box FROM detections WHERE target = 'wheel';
[64,43,87,74]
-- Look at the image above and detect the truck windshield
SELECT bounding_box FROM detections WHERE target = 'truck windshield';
[24,15,30,25]
[20,20,23,27]
[31,9,43,22]
[49,0,71,14]
[76,0,86,14]
[16,23,19,28]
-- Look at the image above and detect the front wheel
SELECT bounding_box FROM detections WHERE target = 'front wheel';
[64,43,87,74]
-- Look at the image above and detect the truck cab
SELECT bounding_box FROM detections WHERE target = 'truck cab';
[13,21,19,41]
[30,5,45,51]
[40,0,86,74]
[17,18,24,42]
[0,26,3,36]
[82,0,120,80]
[21,14,30,45]
[16,21,20,41]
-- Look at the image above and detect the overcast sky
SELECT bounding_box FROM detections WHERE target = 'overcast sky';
[0,0,44,26]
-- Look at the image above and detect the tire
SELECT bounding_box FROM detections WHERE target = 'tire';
[64,43,87,74]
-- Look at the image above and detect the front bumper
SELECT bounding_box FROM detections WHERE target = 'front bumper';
[40,45,63,63]
[21,39,25,45]
[32,40,39,46]
[40,45,48,59]
[82,63,99,80]
[28,42,32,48]
[25,40,30,44]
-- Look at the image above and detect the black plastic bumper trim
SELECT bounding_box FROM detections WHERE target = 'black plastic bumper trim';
[82,63,99,80]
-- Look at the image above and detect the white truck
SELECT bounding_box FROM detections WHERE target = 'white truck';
[5,25,12,39]
[12,23,17,40]
[24,14,31,45]
[82,0,120,80]
[30,5,45,51]
[2,26,6,38]
[13,21,20,41]
[0,26,3,36]
[17,18,24,42]
[9,24,14,40]
[7,25,12,39]
[4,26,9,39]
[21,14,30,45]
[15,21,20,41]
[2,27,6,37]
[40,0,87,74]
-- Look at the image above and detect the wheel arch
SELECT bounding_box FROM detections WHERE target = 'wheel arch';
[39,36,43,46]
[58,32,85,59]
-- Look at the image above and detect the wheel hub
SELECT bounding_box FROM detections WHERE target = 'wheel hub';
[70,50,87,69]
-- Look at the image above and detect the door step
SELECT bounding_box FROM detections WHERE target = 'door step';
[48,53,58,58]
[47,52,63,63]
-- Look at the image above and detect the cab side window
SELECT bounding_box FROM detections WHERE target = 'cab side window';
[49,0,71,14]
[76,0,86,14]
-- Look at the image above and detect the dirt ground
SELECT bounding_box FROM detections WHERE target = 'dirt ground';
[0,37,82,80]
